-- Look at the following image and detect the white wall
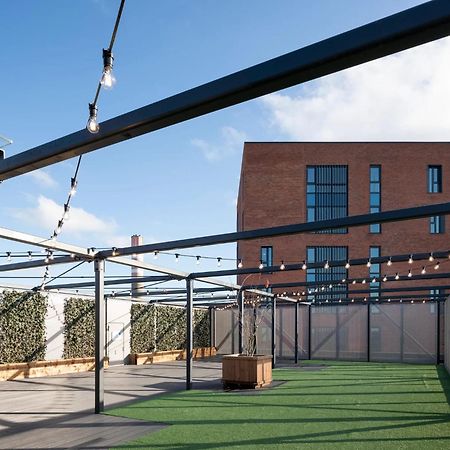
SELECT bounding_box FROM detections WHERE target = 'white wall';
[44,292,131,365]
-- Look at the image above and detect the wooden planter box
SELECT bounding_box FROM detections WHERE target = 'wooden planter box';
[131,347,217,365]
[222,354,272,389]
[0,357,109,381]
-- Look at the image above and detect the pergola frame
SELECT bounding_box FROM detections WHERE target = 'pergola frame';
[0,0,449,413]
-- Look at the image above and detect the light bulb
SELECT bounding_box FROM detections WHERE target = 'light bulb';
[175,254,180,263]
[101,49,116,90]
[345,261,350,269]
[372,277,377,283]
[408,255,413,264]
[434,261,440,270]
[237,259,243,269]
[280,261,285,270]
[387,258,392,266]
[341,278,346,283]
[154,251,159,259]
[324,260,330,269]
[217,257,221,267]
[112,247,118,257]
[258,261,264,270]
[87,103,99,134]
[352,280,356,284]
[28,251,32,261]
[302,261,307,270]
[395,273,399,280]
[49,252,54,261]
[63,204,70,220]
[407,270,412,278]
[362,279,366,284]
[429,253,434,262]
[382,275,387,282]
[101,67,116,89]
[366,259,371,268]
[196,256,201,265]
[421,266,426,275]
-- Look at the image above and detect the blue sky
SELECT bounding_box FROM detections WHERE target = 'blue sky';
[2,0,448,290]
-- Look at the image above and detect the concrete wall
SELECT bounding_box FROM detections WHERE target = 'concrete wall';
[45,292,131,365]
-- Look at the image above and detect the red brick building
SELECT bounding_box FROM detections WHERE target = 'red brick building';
[237,142,450,298]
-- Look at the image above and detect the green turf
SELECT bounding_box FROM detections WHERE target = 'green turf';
[108,361,450,449]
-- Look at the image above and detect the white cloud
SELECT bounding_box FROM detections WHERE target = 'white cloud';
[192,126,247,162]
[11,195,123,246]
[26,169,57,188]
[261,37,450,141]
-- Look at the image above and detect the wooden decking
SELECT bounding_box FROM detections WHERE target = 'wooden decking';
[0,360,222,449]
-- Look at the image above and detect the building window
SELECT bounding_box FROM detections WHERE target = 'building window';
[260,246,273,268]
[369,165,381,233]
[430,289,441,314]
[430,215,445,234]
[428,165,442,193]
[306,165,348,234]
[306,246,347,301]
[369,246,381,297]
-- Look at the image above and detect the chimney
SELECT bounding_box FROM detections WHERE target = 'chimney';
[131,234,144,297]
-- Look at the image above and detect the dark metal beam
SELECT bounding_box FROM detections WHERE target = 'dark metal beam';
[2,1,450,180]
[186,278,193,390]
[100,202,450,258]
[94,259,105,414]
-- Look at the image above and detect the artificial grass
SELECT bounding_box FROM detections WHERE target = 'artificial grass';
[108,361,450,449]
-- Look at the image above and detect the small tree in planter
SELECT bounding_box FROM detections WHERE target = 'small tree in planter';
[222,297,273,389]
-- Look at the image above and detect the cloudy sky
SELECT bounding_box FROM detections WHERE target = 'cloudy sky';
[1,0,447,290]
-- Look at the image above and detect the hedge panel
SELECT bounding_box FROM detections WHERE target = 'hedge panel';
[0,290,47,363]
[63,297,95,358]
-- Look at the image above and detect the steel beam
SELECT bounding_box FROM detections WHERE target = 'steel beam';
[94,259,105,414]
[0,227,92,258]
[1,1,450,181]
[186,278,193,390]
[99,203,450,257]
[0,255,76,272]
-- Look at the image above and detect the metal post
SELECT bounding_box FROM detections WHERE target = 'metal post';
[186,278,193,390]
[436,301,441,365]
[94,259,105,414]
[294,301,299,364]
[308,305,312,360]
[238,291,244,354]
[209,306,216,349]
[367,302,371,362]
[400,302,404,363]
[335,305,340,360]
[271,297,277,368]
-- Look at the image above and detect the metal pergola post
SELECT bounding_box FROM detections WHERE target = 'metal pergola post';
[294,301,299,364]
[308,305,312,360]
[436,300,441,364]
[367,302,371,362]
[238,291,244,354]
[272,296,277,368]
[94,258,105,414]
[186,278,193,390]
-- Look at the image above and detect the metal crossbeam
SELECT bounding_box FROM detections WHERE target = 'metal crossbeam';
[0,256,77,272]
[1,1,449,181]
[99,202,450,257]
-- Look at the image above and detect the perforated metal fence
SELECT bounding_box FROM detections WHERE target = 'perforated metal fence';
[214,301,445,364]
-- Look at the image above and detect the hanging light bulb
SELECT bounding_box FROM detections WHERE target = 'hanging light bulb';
[301,261,307,270]
[49,251,54,261]
[196,256,201,265]
[44,254,49,264]
[362,279,366,284]
[345,260,350,269]
[111,247,118,257]
[55,220,63,235]
[86,103,99,134]
[434,261,440,270]
[408,254,413,264]
[429,253,434,262]
[341,277,346,283]
[100,49,116,90]
[366,259,371,268]
[237,259,243,269]
[421,266,426,275]
[154,251,159,259]
[63,204,70,220]
[324,260,330,269]
[382,274,387,282]
[28,251,32,261]
[352,280,356,284]
[175,253,180,263]
[6,252,11,262]
[217,257,222,267]
[280,260,285,270]
[372,277,377,283]
[69,177,78,196]
[395,272,400,280]
[407,269,412,278]
[387,257,392,266]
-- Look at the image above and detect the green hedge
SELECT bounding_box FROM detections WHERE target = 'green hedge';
[0,290,47,363]
[130,304,210,353]
[63,297,95,358]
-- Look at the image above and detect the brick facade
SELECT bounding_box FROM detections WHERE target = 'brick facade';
[237,142,450,296]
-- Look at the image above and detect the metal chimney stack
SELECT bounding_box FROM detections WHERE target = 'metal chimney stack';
[131,234,144,297]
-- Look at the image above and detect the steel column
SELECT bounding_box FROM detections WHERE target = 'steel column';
[436,301,441,364]
[186,278,193,390]
[294,301,299,364]
[238,291,244,354]
[94,259,105,414]
[308,305,312,360]
[272,297,277,368]
[367,302,371,362]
